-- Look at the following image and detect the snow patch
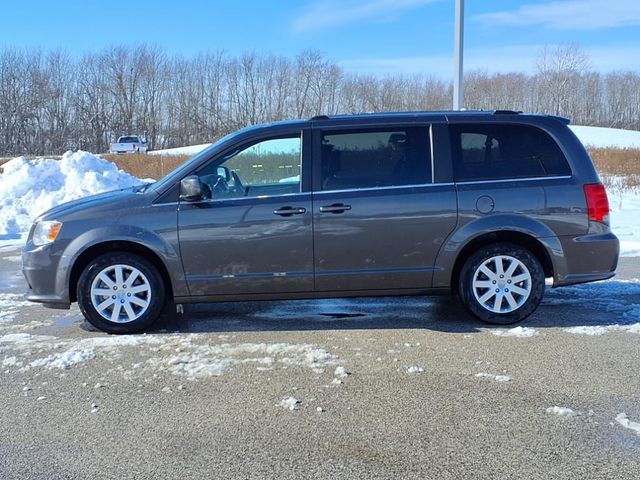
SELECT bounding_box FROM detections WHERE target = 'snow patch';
[279,396,300,411]
[2,356,21,367]
[30,348,96,369]
[0,333,56,344]
[146,341,340,379]
[570,125,640,149]
[407,366,424,374]
[564,326,610,336]
[475,372,512,382]
[615,413,640,435]
[149,144,211,156]
[492,326,538,337]
[605,182,640,257]
[546,406,580,417]
[0,294,33,324]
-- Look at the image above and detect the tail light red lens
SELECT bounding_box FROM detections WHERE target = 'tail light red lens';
[583,183,610,224]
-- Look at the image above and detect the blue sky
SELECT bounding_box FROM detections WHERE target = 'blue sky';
[2,0,639,77]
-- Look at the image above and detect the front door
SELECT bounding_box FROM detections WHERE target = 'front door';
[178,132,313,297]
[312,125,457,292]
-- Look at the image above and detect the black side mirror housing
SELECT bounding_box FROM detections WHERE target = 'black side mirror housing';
[180,175,204,202]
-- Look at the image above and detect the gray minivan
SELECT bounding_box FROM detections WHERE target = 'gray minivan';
[22,111,619,333]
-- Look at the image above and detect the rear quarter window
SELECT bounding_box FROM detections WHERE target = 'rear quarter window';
[450,123,572,181]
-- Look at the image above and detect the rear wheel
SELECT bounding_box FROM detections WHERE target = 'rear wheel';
[458,243,544,325]
[77,252,166,334]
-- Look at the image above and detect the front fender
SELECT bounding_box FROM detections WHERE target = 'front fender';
[56,224,187,301]
[432,214,567,288]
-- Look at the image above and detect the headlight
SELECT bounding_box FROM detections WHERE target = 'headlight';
[32,221,62,246]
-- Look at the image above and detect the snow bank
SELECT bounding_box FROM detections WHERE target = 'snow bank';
[570,125,640,149]
[0,150,143,239]
[149,144,211,156]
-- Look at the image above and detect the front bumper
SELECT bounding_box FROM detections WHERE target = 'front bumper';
[22,243,71,309]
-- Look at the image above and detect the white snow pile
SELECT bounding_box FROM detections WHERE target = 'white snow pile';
[475,372,512,382]
[0,150,143,238]
[570,125,640,149]
[615,413,640,435]
[491,326,538,337]
[546,406,580,417]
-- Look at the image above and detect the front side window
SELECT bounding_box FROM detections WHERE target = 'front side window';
[450,123,571,181]
[320,127,431,191]
[197,136,301,200]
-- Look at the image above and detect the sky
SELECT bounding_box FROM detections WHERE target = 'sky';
[1,0,639,78]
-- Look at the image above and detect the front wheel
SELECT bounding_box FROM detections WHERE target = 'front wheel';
[77,252,166,334]
[458,243,545,325]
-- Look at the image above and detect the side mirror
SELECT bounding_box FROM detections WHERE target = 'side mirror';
[180,175,204,202]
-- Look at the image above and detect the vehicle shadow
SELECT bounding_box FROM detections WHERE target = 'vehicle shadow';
[147,280,640,335]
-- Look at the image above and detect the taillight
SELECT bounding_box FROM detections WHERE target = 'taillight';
[583,183,610,224]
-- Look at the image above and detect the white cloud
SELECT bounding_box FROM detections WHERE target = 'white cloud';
[475,0,640,29]
[340,44,640,77]
[293,0,441,33]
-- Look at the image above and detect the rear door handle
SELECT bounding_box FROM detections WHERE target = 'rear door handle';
[273,206,306,217]
[319,203,352,214]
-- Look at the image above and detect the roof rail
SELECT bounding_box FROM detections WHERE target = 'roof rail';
[493,110,522,115]
[309,114,330,121]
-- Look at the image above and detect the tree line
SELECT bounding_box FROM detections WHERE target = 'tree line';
[0,44,638,156]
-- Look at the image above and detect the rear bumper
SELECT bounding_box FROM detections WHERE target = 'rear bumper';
[554,231,619,286]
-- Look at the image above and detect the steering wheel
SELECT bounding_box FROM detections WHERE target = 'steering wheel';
[209,174,229,196]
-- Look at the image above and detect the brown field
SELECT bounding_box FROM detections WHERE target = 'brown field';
[102,153,190,180]
[587,147,640,190]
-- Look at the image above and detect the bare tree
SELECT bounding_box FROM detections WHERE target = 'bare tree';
[0,44,638,156]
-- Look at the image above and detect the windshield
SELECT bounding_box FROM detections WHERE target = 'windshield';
[118,136,139,143]
[151,128,251,193]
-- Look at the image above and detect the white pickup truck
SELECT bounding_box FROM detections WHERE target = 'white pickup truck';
[110,135,148,154]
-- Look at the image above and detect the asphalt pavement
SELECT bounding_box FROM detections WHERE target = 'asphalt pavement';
[0,244,639,480]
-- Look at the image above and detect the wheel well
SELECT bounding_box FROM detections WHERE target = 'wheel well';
[450,231,554,292]
[69,241,174,303]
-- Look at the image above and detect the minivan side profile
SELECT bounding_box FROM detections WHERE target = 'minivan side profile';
[22,111,619,333]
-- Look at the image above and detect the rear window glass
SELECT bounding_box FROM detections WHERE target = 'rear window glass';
[320,127,431,190]
[450,124,571,181]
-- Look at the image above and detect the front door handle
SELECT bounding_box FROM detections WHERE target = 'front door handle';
[319,203,352,214]
[273,206,306,217]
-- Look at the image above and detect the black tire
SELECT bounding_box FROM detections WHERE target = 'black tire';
[77,252,166,334]
[458,243,544,325]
